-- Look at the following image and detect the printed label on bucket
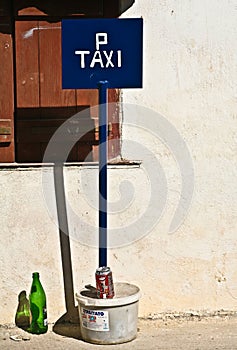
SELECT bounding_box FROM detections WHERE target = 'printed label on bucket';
[81,308,109,332]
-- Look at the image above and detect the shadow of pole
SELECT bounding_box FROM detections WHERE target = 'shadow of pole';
[52,163,81,339]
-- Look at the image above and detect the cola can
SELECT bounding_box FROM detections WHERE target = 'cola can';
[95,266,114,299]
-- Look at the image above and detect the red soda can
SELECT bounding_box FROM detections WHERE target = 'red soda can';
[95,267,114,299]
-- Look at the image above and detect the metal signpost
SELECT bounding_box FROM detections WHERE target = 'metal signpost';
[62,18,143,268]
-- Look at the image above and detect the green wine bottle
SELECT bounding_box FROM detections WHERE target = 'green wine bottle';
[29,272,48,334]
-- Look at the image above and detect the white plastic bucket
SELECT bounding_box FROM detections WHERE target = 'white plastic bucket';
[76,282,141,345]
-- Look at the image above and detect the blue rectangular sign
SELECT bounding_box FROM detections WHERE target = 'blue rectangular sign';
[62,18,143,89]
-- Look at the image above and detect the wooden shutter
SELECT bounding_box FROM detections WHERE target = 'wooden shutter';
[15,20,93,162]
[0,1,14,162]
[0,1,122,163]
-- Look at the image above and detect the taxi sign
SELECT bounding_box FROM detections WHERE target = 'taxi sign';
[62,18,143,89]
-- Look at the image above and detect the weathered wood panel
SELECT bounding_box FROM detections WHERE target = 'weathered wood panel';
[39,21,76,107]
[76,90,98,118]
[108,89,120,159]
[15,21,40,107]
[0,27,14,161]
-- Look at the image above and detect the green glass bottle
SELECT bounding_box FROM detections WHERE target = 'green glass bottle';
[29,272,48,334]
[15,291,31,330]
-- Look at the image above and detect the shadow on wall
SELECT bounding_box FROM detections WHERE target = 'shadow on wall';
[13,0,135,19]
[15,291,31,330]
[52,164,81,339]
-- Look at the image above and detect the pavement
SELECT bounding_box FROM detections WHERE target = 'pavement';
[1,316,237,349]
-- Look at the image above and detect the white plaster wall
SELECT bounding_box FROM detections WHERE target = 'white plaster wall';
[1,0,237,324]
[120,0,237,312]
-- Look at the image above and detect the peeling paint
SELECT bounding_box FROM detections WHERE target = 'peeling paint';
[23,26,60,39]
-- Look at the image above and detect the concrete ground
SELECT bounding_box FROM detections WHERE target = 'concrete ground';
[1,316,237,350]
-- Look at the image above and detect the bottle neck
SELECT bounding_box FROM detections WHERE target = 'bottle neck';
[32,272,39,278]
[32,272,40,283]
